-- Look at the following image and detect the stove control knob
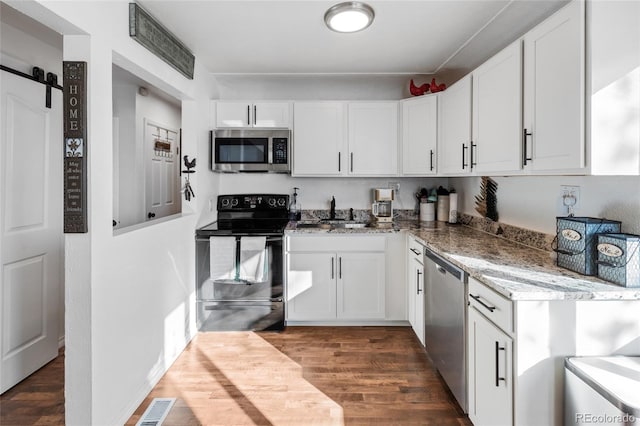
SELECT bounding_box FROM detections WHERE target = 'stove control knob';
[231,198,239,207]
[221,198,230,207]
[277,197,286,207]
[268,198,276,207]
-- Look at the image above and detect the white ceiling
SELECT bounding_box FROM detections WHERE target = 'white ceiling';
[138,0,570,78]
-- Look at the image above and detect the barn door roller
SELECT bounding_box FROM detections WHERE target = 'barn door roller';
[0,64,63,108]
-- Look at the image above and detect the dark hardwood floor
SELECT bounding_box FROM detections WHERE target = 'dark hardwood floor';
[127,326,471,425]
[0,328,471,425]
[0,349,65,426]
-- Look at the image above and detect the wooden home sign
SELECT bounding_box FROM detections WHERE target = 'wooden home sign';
[63,61,87,233]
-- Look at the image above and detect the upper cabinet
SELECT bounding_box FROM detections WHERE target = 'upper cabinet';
[215,101,292,128]
[589,0,640,175]
[472,41,523,174]
[402,95,438,175]
[292,101,398,177]
[438,75,473,175]
[348,102,399,176]
[293,102,346,176]
[523,0,585,172]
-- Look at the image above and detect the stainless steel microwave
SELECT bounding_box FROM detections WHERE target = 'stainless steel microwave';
[211,129,291,173]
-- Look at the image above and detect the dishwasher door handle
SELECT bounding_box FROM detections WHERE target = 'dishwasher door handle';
[470,293,496,312]
[436,265,446,274]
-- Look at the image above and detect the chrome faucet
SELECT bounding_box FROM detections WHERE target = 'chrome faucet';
[330,196,336,219]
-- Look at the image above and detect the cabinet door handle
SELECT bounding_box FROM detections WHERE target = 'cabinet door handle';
[462,143,468,170]
[350,153,354,172]
[338,152,341,172]
[410,248,421,256]
[469,293,496,312]
[247,105,251,126]
[523,128,533,166]
[495,341,506,387]
[254,105,257,125]
[429,149,434,171]
[331,257,335,279]
[339,257,343,279]
[470,141,477,170]
[417,270,423,294]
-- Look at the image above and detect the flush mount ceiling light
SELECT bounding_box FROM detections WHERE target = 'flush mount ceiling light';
[324,2,375,33]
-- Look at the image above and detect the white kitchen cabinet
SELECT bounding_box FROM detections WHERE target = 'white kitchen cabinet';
[407,235,425,345]
[523,0,585,172]
[472,41,523,174]
[402,95,438,175]
[215,101,291,128]
[337,252,385,319]
[348,102,399,176]
[438,75,473,175]
[286,252,336,321]
[468,306,513,426]
[467,277,514,426]
[292,102,346,176]
[286,235,386,322]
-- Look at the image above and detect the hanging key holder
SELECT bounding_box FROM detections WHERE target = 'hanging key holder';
[182,155,196,201]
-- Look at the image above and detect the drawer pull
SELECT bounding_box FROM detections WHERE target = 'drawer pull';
[470,294,496,312]
[410,248,421,256]
[495,341,506,387]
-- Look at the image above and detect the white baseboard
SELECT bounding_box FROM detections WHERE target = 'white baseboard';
[58,335,65,349]
[285,320,410,327]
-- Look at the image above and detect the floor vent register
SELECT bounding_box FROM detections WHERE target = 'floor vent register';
[135,397,176,426]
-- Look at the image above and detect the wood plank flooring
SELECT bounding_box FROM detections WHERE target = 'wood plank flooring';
[127,326,471,425]
[0,349,65,426]
[0,328,470,425]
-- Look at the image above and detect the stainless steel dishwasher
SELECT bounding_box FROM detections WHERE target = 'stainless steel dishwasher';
[424,248,468,413]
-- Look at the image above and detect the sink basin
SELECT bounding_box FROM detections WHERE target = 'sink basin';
[332,222,369,229]
[295,221,369,230]
[295,222,332,229]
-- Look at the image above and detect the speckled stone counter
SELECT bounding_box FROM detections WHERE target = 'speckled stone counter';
[410,224,640,301]
[287,218,640,301]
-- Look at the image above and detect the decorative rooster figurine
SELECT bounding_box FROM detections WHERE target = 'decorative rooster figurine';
[429,78,447,93]
[409,79,429,96]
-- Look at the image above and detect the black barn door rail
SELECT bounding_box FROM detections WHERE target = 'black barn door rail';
[0,64,63,108]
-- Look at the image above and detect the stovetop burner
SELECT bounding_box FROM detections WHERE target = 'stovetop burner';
[196,193,290,237]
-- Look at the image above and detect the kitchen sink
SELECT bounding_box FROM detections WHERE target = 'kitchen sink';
[295,222,332,229]
[295,221,370,230]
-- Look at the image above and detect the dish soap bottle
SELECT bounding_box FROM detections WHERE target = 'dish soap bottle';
[289,187,301,221]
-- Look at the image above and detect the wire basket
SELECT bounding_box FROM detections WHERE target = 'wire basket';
[596,233,640,287]
[555,217,621,275]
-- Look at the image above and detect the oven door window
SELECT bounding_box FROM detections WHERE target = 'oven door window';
[215,138,268,163]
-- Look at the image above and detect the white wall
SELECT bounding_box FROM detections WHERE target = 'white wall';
[451,175,640,235]
[6,1,216,424]
[213,74,430,101]
[217,174,448,213]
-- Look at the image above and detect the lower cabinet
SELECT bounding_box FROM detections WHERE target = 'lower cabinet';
[407,235,425,345]
[467,277,514,426]
[467,307,513,426]
[286,235,386,322]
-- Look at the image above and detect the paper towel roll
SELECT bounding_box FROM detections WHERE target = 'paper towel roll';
[437,195,449,222]
[449,193,458,223]
[420,202,435,222]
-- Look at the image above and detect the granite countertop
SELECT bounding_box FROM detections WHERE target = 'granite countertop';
[287,218,640,302]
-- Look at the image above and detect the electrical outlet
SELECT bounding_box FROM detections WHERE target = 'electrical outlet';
[388,181,400,194]
[560,185,580,215]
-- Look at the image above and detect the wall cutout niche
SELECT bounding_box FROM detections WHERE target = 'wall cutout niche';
[112,64,181,230]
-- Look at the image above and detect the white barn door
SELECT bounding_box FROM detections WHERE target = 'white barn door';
[0,70,63,393]
[144,119,179,221]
